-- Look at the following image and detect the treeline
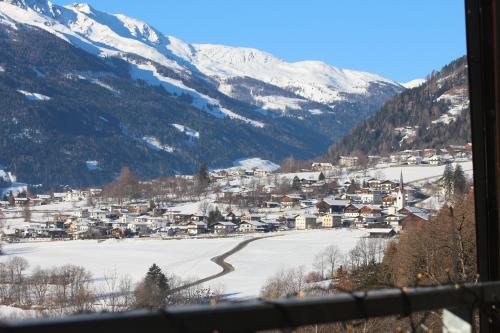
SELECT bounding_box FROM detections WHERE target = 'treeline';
[0,258,219,319]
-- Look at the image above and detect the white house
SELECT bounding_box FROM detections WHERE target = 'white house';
[295,214,317,230]
[238,220,266,233]
[187,221,207,235]
[214,222,236,234]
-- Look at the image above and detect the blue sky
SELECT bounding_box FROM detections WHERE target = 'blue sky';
[54,0,466,82]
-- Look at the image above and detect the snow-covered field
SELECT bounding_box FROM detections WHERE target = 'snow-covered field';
[0,229,368,298]
[0,237,243,283]
[212,229,369,297]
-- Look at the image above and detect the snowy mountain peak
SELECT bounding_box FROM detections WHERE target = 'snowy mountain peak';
[2,0,58,17]
[68,3,94,14]
[0,0,403,121]
[402,78,426,89]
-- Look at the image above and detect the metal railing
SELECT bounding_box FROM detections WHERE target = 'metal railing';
[2,281,500,333]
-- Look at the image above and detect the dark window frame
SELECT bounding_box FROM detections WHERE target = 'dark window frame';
[1,0,499,332]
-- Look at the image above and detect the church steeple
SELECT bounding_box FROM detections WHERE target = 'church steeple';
[399,170,403,192]
[396,170,405,210]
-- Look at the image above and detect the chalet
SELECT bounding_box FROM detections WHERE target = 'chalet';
[398,206,427,216]
[52,193,65,202]
[385,214,405,231]
[407,155,422,165]
[254,169,270,177]
[225,212,238,222]
[280,195,302,208]
[368,228,396,238]
[428,155,442,165]
[238,220,266,233]
[360,206,382,218]
[264,201,280,209]
[186,221,207,235]
[213,222,236,234]
[339,156,358,167]
[380,180,397,192]
[382,195,395,207]
[127,221,152,234]
[367,178,382,190]
[14,197,29,206]
[320,214,342,228]
[284,215,297,229]
[295,214,317,230]
[401,212,429,230]
[359,190,383,204]
[343,204,363,219]
[240,214,262,223]
[311,162,334,171]
[89,209,108,220]
[126,203,149,214]
[75,209,90,218]
[422,149,437,158]
[64,190,85,202]
[316,198,350,214]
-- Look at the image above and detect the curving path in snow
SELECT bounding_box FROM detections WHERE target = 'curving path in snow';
[170,235,275,293]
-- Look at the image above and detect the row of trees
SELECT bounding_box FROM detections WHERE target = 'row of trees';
[441,163,468,200]
[0,258,219,317]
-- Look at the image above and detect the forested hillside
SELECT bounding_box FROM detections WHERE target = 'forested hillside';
[322,56,470,160]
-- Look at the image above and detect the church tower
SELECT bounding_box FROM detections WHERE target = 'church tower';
[396,170,405,210]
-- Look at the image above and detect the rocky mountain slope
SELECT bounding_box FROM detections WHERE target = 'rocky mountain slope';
[322,56,470,160]
[0,0,404,188]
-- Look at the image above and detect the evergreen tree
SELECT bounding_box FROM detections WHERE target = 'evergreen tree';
[453,164,467,196]
[196,163,210,192]
[292,176,301,191]
[207,208,223,227]
[443,164,454,199]
[7,191,15,206]
[134,263,170,309]
[318,172,325,181]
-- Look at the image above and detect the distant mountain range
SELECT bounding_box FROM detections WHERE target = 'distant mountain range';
[322,56,470,160]
[0,0,405,188]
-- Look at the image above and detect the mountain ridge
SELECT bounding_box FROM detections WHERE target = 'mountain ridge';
[0,0,405,188]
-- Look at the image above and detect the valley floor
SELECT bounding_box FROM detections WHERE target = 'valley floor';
[0,228,368,298]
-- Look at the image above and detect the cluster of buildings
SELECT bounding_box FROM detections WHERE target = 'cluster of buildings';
[339,144,472,167]
[6,169,430,241]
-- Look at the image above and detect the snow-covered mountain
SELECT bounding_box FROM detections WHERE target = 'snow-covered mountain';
[0,0,408,187]
[402,79,426,89]
[0,0,403,118]
[323,56,469,159]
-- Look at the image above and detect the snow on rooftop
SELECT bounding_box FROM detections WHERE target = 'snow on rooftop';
[17,89,50,101]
